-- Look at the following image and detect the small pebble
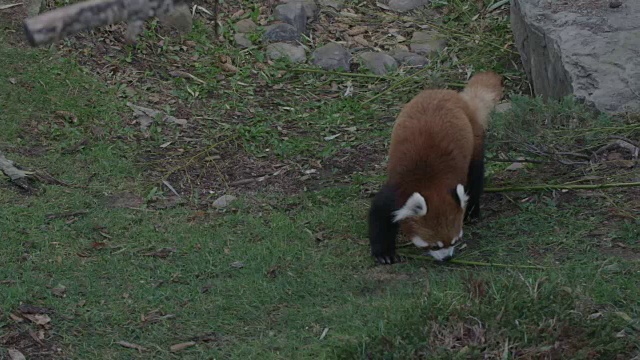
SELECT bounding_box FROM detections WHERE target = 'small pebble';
[609,0,622,8]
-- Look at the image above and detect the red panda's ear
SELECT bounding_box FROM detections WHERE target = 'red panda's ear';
[392,192,427,222]
[455,184,469,209]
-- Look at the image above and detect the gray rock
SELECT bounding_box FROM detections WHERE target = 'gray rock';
[387,0,430,12]
[511,0,640,114]
[404,55,429,67]
[281,0,318,21]
[234,33,253,48]
[235,19,257,33]
[319,0,344,10]
[391,50,413,62]
[158,4,193,34]
[266,43,307,63]
[494,102,512,114]
[358,52,398,75]
[263,23,300,42]
[391,50,429,67]
[274,2,307,34]
[25,0,43,16]
[312,43,351,71]
[410,30,446,56]
[213,195,237,208]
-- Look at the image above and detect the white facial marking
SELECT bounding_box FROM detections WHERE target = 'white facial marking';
[456,184,469,209]
[452,229,464,244]
[437,241,444,248]
[392,192,427,222]
[428,247,455,261]
[411,235,430,248]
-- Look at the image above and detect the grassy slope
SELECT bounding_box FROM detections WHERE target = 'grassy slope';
[2,2,640,360]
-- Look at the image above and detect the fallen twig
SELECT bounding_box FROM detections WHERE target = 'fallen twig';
[0,3,22,10]
[162,180,181,197]
[484,181,640,193]
[168,70,206,85]
[116,341,147,352]
[607,136,639,149]
[593,138,639,161]
[229,178,257,186]
[486,157,549,164]
[398,252,547,270]
[548,124,640,133]
[45,210,89,221]
[34,170,84,188]
[292,68,390,79]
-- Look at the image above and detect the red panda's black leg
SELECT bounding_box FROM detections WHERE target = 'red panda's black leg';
[368,184,403,265]
[465,153,485,221]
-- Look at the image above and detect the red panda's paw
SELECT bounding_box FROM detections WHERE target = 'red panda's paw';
[374,254,405,265]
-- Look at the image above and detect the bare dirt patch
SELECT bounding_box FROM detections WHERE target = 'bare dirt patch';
[0,306,64,359]
[598,246,640,262]
[0,3,30,46]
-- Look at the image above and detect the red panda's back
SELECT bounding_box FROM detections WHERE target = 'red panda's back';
[387,89,475,186]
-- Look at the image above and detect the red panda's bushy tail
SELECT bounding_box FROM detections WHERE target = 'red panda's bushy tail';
[459,72,504,131]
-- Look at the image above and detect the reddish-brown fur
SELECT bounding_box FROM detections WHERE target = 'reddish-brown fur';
[387,71,503,249]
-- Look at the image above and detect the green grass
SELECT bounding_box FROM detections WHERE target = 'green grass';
[2,1,640,359]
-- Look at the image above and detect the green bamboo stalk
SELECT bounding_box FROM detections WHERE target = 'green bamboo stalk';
[398,252,547,270]
[484,181,640,193]
[291,68,389,79]
[364,66,434,104]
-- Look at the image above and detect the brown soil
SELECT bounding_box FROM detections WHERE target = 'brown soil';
[0,306,64,359]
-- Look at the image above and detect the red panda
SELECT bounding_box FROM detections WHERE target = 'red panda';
[368,72,504,264]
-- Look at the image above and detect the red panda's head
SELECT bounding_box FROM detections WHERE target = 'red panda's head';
[392,184,468,261]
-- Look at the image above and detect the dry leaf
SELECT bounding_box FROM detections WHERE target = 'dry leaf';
[220,63,239,73]
[142,247,177,258]
[141,311,176,324]
[9,313,23,322]
[18,304,52,314]
[615,312,632,322]
[117,341,147,351]
[588,312,603,320]
[7,348,26,360]
[230,261,244,269]
[51,284,67,297]
[346,26,367,36]
[92,241,107,249]
[170,341,196,352]
[353,35,369,47]
[55,110,78,123]
[376,2,392,10]
[28,328,45,346]
[23,313,51,325]
[506,162,524,171]
[231,9,244,18]
[8,77,17,84]
[266,265,279,278]
[319,327,329,340]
